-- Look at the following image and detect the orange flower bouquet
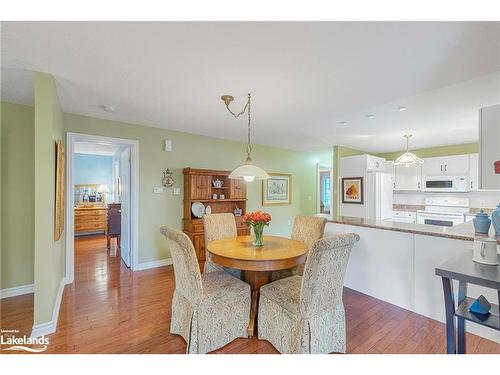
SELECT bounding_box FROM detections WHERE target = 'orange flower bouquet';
[242,211,272,246]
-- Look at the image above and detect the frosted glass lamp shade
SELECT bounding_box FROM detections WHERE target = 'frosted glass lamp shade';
[393,152,424,167]
[229,163,269,181]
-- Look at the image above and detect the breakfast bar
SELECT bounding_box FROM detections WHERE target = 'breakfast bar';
[321,215,500,344]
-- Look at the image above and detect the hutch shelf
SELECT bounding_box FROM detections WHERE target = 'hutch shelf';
[183,168,250,269]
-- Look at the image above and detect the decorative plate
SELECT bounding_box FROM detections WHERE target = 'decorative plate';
[205,205,212,215]
[191,202,205,218]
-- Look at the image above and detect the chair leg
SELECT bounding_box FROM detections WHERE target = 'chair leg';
[107,235,110,249]
[117,235,121,249]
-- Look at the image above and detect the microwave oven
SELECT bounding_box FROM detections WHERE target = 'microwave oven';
[423,175,468,192]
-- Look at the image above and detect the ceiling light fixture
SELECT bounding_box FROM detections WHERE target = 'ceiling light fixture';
[397,106,407,112]
[100,105,115,113]
[393,134,424,168]
[338,121,348,125]
[221,93,269,182]
[366,114,375,119]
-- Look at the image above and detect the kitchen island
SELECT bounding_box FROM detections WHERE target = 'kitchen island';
[321,214,500,343]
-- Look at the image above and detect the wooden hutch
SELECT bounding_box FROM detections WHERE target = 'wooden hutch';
[183,168,250,269]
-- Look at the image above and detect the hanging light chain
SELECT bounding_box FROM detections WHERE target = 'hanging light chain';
[224,93,253,161]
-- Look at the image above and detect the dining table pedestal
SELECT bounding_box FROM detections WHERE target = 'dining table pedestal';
[206,235,308,338]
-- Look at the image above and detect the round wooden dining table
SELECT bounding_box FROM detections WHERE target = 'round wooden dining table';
[207,235,308,337]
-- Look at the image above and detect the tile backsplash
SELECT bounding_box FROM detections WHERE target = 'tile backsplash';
[394,191,500,209]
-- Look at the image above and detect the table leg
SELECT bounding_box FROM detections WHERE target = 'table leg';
[457,280,467,354]
[243,270,271,338]
[441,277,456,354]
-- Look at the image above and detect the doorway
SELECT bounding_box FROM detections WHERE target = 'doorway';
[65,133,139,284]
[317,165,333,215]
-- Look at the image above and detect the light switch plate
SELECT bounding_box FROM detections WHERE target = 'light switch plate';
[172,187,181,196]
[153,187,164,194]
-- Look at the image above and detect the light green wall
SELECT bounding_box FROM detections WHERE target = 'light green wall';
[1,103,35,289]
[33,73,66,325]
[375,143,478,161]
[63,113,326,263]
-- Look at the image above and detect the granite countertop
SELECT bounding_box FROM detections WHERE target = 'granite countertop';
[317,214,500,244]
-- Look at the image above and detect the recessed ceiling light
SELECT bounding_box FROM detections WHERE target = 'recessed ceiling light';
[100,105,115,113]
[397,106,407,112]
[366,114,375,119]
[338,121,348,125]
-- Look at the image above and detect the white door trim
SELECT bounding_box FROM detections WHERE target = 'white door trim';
[65,132,140,284]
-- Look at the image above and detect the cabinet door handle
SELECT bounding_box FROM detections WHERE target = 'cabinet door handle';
[470,181,473,189]
[418,182,421,189]
[440,165,443,172]
[444,165,447,172]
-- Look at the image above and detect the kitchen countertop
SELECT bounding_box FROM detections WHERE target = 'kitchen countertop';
[317,214,500,244]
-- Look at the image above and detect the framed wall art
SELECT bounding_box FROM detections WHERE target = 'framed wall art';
[341,177,363,204]
[262,173,292,206]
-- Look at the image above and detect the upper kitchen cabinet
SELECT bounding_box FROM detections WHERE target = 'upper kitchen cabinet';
[479,104,500,190]
[394,164,422,191]
[469,153,479,191]
[421,155,469,176]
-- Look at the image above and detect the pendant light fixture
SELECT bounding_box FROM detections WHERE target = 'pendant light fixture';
[221,93,269,182]
[393,134,424,167]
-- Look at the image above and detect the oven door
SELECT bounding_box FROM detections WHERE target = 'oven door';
[416,212,464,227]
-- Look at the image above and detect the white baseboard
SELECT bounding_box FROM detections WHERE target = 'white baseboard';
[0,284,34,299]
[134,258,173,271]
[30,277,65,338]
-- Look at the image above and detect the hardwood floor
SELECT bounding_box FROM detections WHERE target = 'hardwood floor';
[1,234,499,354]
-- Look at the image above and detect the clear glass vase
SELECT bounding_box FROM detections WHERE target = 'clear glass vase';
[252,224,264,247]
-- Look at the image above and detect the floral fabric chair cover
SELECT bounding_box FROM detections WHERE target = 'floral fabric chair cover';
[203,213,241,278]
[271,215,327,281]
[258,233,360,354]
[161,226,250,353]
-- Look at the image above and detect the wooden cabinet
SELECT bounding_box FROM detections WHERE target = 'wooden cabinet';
[230,179,246,199]
[469,153,479,191]
[74,207,107,234]
[183,168,250,269]
[394,164,422,191]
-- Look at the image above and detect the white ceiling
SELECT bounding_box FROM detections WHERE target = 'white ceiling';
[2,21,500,152]
[74,141,121,156]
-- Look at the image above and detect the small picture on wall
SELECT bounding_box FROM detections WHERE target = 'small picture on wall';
[262,173,291,206]
[341,177,363,204]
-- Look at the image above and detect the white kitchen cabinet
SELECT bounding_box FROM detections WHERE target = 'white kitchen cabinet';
[366,155,386,171]
[394,164,422,191]
[479,104,500,190]
[385,161,396,189]
[469,153,479,191]
[422,155,469,176]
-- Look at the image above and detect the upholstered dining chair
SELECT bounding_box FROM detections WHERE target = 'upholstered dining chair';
[258,233,360,354]
[271,215,327,281]
[203,213,241,278]
[160,226,251,354]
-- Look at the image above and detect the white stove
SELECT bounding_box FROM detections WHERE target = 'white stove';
[416,197,470,227]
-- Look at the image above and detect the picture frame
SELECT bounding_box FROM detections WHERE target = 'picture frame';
[262,173,292,206]
[341,177,364,204]
[54,139,65,241]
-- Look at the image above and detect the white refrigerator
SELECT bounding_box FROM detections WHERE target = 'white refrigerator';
[365,171,393,221]
[339,154,393,220]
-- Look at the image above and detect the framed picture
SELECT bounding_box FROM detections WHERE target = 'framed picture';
[262,173,292,206]
[341,177,363,204]
[54,139,65,241]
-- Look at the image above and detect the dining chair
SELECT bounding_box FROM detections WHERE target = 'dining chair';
[160,226,251,354]
[258,233,360,354]
[203,213,241,278]
[271,215,327,281]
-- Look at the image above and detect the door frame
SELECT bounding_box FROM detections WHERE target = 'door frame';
[65,132,140,284]
[316,164,333,214]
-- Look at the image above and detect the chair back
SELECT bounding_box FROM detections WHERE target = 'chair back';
[203,213,238,246]
[160,226,203,303]
[299,233,360,318]
[291,215,327,248]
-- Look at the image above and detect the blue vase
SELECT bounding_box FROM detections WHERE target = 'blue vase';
[492,204,500,236]
[473,209,491,234]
